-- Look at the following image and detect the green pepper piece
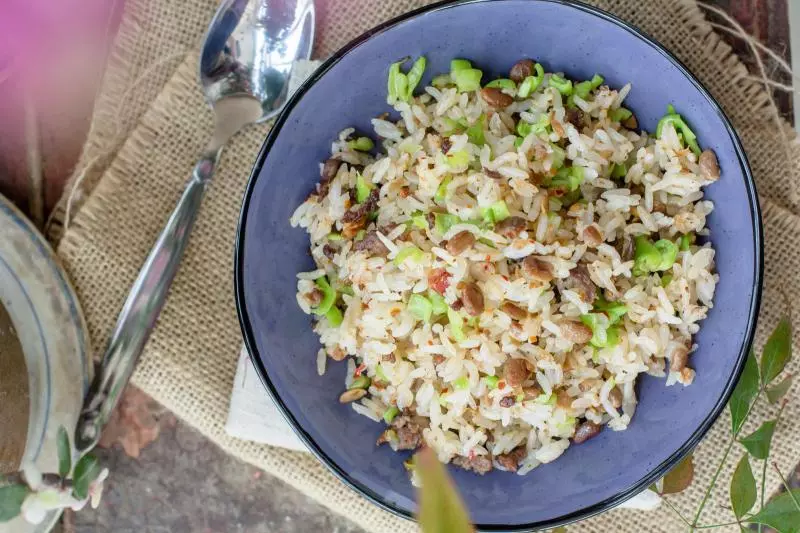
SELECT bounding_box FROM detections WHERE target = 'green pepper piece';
[350,375,371,390]
[405,56,427,100]
[453,376,469,390]
[450,59,472,73]
[466,115,486,146]
[446,150,471,169]
[408,293,433,322]
[355,174,373,203]
[609,108,632,123]
[394,246,425,265]
[633,236,662,274]
[435,176,452,203]
[549,74,573,96]
[387,60,409,105]
[656,107,701,156]
[325,306,344,326]
[590,74,604,89]
[654,239,678,271]
[518,63,544,98]
[485,78,516,90]
[611,163,628,179]
[410,212,429,230]
[549,143,566,169]
[312,277,337,316]
[383,406,400,424]
[484,375,499,389]
[327,232,343,241]
[679,233,692,251]
[447,307,465,342]
[429,291,448,315]
[348,137,374,152]
[593,295,628,325]
[434,213,459,234]
[432,74,452,88]
[661,273,674,287]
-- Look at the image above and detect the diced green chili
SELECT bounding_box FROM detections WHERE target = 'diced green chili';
[517,121,533,138]
[434,213,459,234]
[580,313,621,348]
[450,59,472,73]
[590,74,604,90]
[410,212,429,230]
[549,74,573,96]
[447,307,465,342]
[446,150,471,169]
[611,163,628,179]
[387,61,409,105]
[633,236,662,274]
[679,233,692,251]
[518,63,545,98]
[609,108,632,123]
[405,56,427,100]
[441,116,468,135]
[549,166,584,192]
[454,68,483,92]
[489,200,510,222]
[408,293,433,322]
[429,291,448,315]
[376,364,389,382]
[435,176,452,203]
[349,375,371,390]
[394,245,425,265]
[383,406,400,424]
[574,81,592,100]
[514,136,524,148]
[325,306,344,326]
[486,78,516,90]
[312,277,337,316]
[484,375,499,389]
[453,376,470,390]
[656,105,701,156]
[466,115,486,146]
[327,232,343,241]
[661,273,674,287]
[348,137,375,152]
[593,295,628,325]
[356,174,373,203]
[654,239,678,270]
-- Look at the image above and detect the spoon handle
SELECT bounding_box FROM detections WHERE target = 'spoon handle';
[74,147,220,453]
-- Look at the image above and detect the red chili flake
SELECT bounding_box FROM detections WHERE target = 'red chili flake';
[354,363,366,377]
[498,380,506,390]
[427,268,452,295]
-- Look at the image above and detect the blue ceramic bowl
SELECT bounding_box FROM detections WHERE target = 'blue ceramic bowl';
[235,0,762,529]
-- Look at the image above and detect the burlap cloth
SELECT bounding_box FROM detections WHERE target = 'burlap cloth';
[49,0,800,531]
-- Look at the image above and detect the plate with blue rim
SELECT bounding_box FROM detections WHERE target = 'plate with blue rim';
[235,0,763,529]
[0,193,91,533]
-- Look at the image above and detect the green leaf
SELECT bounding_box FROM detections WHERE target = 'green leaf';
[0,484,29,522]
[761,317,792,386]
[415,448,473,533]
[766,374,793,404]
[660,452,694,494]
[729,350,759,433]
[730,455,756,519]
[72,454,102,500]
[739,420,776,460]
[747,489,800,533]
[57,426,72,477]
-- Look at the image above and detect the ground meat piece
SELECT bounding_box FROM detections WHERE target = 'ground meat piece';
[428,268,452,295]
[521,256,554,282]
[494,216,527,239]
[484,168,504,180]
[699,149,720,181]
[399,186,411,198]
[556,390,573,409]
[342,187,380,223]
[353,231,389,257]
[509,59,536,83]
[445,231,476,256]
[391,415,425,451]
[480,87,514,108]
[560,320,593,344]
[499,396,516,408]
[433,354,445,365]
[573,421,602,444]
[322,244,337,260]
[496,446,527,472]
[442,137,452,154]
[452,454,493,475]
[318,158,342,197]
[565,107,584,128]
[622,114,638,130]
[670,345,690,372]
[450,299,463,311]
[382,353,396,363]
[581,224,603,247]
[503,359,529,387]
[459,282,485,316]
[500,301,527,321]
[563,265,597,301]
[328,346,347,361]
[306,288,323,307]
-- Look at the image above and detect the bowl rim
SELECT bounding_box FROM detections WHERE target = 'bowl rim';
[234,0,764,529]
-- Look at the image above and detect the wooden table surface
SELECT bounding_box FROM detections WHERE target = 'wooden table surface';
[0,0,793,225]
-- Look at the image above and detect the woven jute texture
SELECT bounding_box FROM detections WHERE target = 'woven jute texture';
[52,0,800,531]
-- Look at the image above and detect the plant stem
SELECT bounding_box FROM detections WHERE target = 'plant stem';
[758,401,787,533]
[661,497,694,528]
[695,519,754,529]
[771,462,800,511]
[691,390,762,526]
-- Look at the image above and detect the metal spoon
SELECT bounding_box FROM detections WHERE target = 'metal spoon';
[74,0,315,453]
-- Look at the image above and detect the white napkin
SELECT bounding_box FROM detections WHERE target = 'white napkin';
[224,57,660,510]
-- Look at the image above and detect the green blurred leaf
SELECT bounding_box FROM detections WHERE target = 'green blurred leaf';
[660,453,694,494]
[747,489,800,532]
[729,350,759,433]
[0,484,28,522]
[760,318,792,386]
[57,426,72,477]
[415,448,473,533]
[739,420,776,460]
[766,374,793,404]
[72,454,101,500]
[730,455,756,519]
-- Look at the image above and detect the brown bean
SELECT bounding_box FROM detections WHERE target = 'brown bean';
[622,114,638,130]
[521,256,554,282]
[564,265,597,301]
[556,390,573,409]
[496,446,527,472]
[573,421,602,444]
[522,385,542,400]
[670,345,690,372]
[500,302,528,321]
[484,168,504,180]
[503,359,529,387]
[582,224,603,247]
[306,288,324,307]
[560,320,593,344]
[339,389,367,403]
[699,149,720,181]
[609,387,623,409]
[445,231,476,256]
[509,59,536,83]
[499,396,516,408]
[494,216,528,239]
[459,282,485,316]
[353,231,390,257]
[480,87,514,108]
